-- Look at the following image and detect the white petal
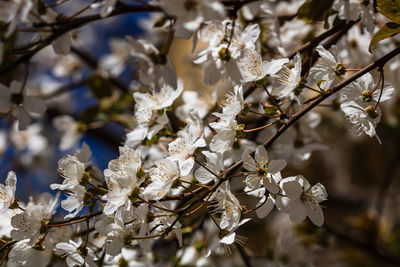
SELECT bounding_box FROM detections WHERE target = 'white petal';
[262,58,288,75]
[256,196,274,219]
[23,96,46,115]
[254,145,268,164]
[286,199,307,223]
[305,203,324,226]
[220,232,236,245]
[12,107,31,130]
[203,60,221,85]
[55,242,76,254]
[268,160,286,174]
[179,158,194,176]
[5,171,17,192]
[281,178,302,199]
[373,85,395,102]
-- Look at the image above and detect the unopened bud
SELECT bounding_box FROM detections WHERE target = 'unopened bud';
[361,90,373,102]
[335,64,346,76]
[124,232,132,245]
[218,47,231,61]
[77,245,88,257]
[365,105,379,119]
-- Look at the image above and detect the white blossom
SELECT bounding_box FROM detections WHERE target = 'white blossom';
[0,81,46,130]
[341,73,395,138]
[195,151,224,184]
[239,48,288,83]
[309,45,343,89]
[53,115,81,151]
[55,240,97,267]
[143,159,180,200]
[0,171,17,213]
[276,175,327,226]
[167,127,206,176]
[103,147,143,215]
[242,145,286,194]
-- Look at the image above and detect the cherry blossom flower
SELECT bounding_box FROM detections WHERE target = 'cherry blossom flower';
[212,85,244,121]
[239,48,288,83]
[168,126,206,176]
[10,122,47,156]
[212,181,242,231]
[103,147,143,215]
[10,205,48,245]
[0,171,17,213]
[272,52,302,100]
[53,115,81,151]
[142,159,180,200]
[51,151,87,191]
[8,238,53,267]
[55,240,97,267]
[276,175,327,226]
[194,151,224,184]
[126,81,183,147]
[341,73,395,138]
[0,81,46,130]
[309,45,344,89]
[194,22,261,84]
[242,145,286,194]
[209,119,237,154]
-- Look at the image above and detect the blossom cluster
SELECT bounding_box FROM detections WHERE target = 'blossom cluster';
[0,0,399,266]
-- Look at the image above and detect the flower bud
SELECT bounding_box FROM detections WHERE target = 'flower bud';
[77,245,88,257]
[218,47,231,61]
[365,105,379,119]
[128,187,141,202]
[118,257,129,267]
[124,232,132,245]
[361,89,373,102]
[335,64,346,76]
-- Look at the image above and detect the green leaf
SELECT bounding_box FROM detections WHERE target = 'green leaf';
[264,105,279,115]
[369,22,400,51]
[377,0,400,23]
[297,0,334,23]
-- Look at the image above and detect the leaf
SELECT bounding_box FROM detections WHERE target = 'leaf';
[377,0,400,23]
[297,0,334,23]
[369,22,400,51]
